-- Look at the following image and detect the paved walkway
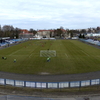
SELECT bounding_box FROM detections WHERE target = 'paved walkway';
[0,71,100,82]
[0,95,100,100]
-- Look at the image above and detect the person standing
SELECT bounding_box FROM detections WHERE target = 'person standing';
[47,57,49,62]
[4,57,7,60]
[47,57,51,62]
[14,59,16,62]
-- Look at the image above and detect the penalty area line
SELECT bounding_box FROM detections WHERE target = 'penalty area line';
[28,46,39,58]
[29,53,33,58]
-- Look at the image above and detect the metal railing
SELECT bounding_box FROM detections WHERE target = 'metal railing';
[0,78,99,89]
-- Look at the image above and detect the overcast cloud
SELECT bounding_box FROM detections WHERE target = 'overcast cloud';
[0,0,100,30]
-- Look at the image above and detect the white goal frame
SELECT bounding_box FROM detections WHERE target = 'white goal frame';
[40,50,56,57]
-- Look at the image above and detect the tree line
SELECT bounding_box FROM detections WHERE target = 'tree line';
[0,25,21,39]
[0,25,100,39]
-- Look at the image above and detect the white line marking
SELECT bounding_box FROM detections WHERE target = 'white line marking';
[29,51,34,58]
[65,53,68,58]
[29,46,38,58]
[9,49,21,56]
[81,50,89,56]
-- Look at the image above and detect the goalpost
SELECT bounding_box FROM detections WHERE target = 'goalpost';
[40,50,56,57]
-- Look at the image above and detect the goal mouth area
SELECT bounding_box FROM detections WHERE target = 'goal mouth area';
[40,50,56,57]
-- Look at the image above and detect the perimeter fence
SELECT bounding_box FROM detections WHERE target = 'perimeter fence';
[0,78,100,89]
[0,95,53,100]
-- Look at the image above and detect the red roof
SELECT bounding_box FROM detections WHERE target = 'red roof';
[21,29,29,33]
[19,33,33,35]
[37,29,66,32]
[38,30,54,32]
[38,30,48,32]
[61,29,66,32]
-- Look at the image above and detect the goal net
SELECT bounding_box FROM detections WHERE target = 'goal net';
[40,50,56,57]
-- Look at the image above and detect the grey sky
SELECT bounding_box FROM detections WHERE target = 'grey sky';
[0,0,100,30]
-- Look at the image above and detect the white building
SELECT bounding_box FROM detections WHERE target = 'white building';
[86,33,100,37]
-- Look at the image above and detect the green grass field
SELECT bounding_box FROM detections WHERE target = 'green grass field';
[0,39,100,75]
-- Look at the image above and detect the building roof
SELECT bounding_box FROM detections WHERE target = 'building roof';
[19,33,33,35]
[20,29,29,33]
[37,30,54,32]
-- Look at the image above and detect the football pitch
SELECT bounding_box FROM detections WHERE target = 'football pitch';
[0,39,100,75]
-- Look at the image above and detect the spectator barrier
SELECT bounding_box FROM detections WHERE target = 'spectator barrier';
[0,78,100,89]
[0,38,29,47]
[0,95,53,100]
[80,38,100,46]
